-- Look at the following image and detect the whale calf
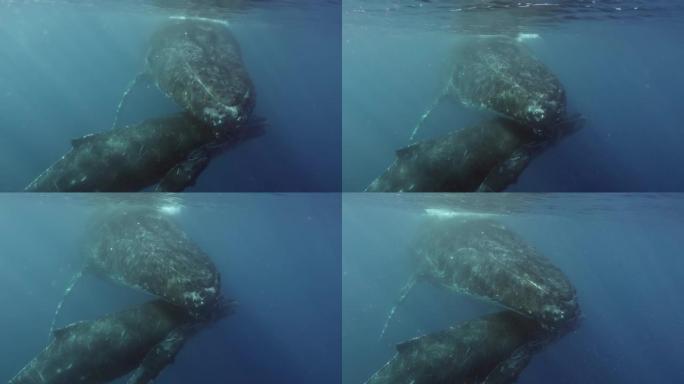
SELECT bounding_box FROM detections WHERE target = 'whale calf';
[25,114,260,192]
[367,118,535,192]
[408,218,579,330]
[25,115,214,192]
[10,299,230,384]
[367,311,546,384]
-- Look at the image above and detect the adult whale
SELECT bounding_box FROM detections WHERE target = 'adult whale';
[114,18,255,132]
[380,218,579,337]
[411,35,567,141]
[84,206,223,319]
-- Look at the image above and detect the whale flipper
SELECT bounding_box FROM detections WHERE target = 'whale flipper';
[379,274,417,339]
[155,148,211,192]
[477,149,532,192]
[127,328,189,384]
[48,269,84,341]
[483,345,536,384]
[409,78,455,142]
[112,72,153,130]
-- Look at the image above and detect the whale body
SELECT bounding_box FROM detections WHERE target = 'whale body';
[10,300,194,384]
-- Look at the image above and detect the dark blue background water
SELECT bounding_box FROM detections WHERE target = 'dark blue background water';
[0,193,341,383]
[0,1,341,191]
[343,1,684,191]
[343,194,684,383]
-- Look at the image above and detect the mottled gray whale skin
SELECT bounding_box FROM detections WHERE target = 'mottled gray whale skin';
[25,115,219,192]
[146,19,255,131]
[9,300,195,384]
[411,218,579,331]
[374,218,580,383]
[366,311,545,384]
[84,207,222,320]
[451,36,567,138]
[366,118,534,192]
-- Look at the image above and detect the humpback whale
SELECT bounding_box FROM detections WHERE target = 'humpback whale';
[451,36,567,137]
[412,36,567,141]
[114,18,255,132]
[47,205,224,341]
[367,311,546,384]
[24,114,257,192]
[376,35,579,192]
[83,206,223,319]
[27,18,260,192]
[10,300,231,384]
[407,218,579,330]
[374,218,580,383]
[367,118,535,192]
[11,203,231,384]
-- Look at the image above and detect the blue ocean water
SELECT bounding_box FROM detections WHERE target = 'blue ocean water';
[343,193,684,383]
[0,0,341,191]
[0,193,341,383]
[343,1,684,191]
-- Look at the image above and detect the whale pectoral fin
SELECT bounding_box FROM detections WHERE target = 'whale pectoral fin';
[379,275,418,339]
[483,345,535,384]
[126,328,188,384]
[49,269,84,341]
[409,79,454,142]
[154,149,210,192]
[477,149,532,192]
[112,71,152,130]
